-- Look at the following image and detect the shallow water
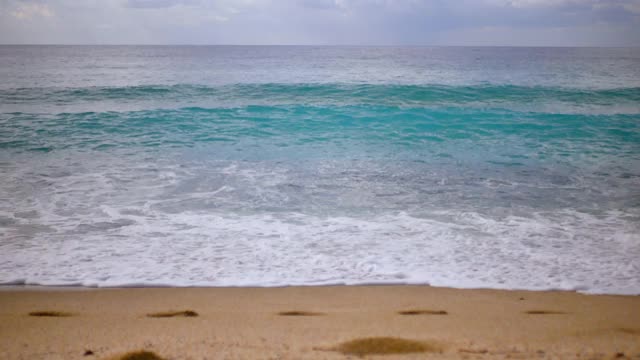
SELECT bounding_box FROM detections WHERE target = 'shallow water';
[1,46,639,293]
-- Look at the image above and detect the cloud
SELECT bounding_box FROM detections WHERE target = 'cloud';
[622,1,640,14]
[10,2,53,19]
[485,0,598,8]
[0,0,638,45]
[297,0,342,9]
[126,0,199,9]
[504,0,586,7]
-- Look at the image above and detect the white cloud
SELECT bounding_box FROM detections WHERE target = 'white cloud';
[483,0,599,9]
[507,0,585,7]
[621,1,640,14]
[0,0,638,45]
[10,3,54,19]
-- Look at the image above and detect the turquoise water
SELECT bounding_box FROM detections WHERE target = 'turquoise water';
[0,46,639,292]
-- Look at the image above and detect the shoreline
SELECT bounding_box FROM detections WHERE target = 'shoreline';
[2,282,638,296]
[3,283,637,299]
[1,285,639,359]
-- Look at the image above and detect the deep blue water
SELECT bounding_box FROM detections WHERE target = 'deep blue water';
[0,46,639,293]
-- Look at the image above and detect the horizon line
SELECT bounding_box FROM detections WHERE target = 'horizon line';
[1,43,639,48]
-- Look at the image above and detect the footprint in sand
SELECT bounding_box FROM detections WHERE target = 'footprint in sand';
[28,311,73,317]
[277,310,325,316]
[524,310,566,315]
[111,350,165,360]
[146,310,198,318]
[617,328,640,335]
[398,309,448,315]
[327,337,442,356]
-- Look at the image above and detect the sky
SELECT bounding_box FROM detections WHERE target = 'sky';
[0,0,639,46]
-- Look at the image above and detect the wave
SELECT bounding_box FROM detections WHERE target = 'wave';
[1,104,639,153]
[2,86,639,294]
[2,83,640,112]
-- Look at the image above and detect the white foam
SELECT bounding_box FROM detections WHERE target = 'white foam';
[1,206,639,294]
[1,152,639,294]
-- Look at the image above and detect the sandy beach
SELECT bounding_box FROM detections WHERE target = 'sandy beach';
[0,286,638,359]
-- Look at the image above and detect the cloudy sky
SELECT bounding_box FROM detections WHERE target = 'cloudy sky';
[1,0,639,46]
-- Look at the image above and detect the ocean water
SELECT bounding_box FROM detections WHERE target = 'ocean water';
[1,46,639,294]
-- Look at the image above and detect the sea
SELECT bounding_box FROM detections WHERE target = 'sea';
[0,46,639,294]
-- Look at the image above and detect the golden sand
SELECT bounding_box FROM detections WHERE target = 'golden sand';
[0,285,638,359]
